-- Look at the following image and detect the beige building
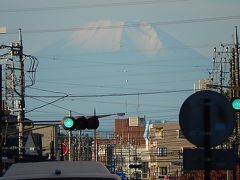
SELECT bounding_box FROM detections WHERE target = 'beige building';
[32,124,60,158]
[148,121,194,179]
[95,118,195,179]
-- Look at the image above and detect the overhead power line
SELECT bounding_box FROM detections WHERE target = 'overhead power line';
[26,95,68,114]
[27,86,69,96]
[6,15,240,34]
[25,89,193,98]
[27,96,84,115]
[0,0,190,13]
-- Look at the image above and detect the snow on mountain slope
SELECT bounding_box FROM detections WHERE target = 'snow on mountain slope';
[42,20,163,55]
[65,20,124,52]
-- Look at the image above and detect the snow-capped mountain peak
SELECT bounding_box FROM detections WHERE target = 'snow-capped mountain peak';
[65,20,163,54]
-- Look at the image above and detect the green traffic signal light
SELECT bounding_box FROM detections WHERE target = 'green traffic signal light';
[231,98,240,111]
[62,117,75,130]
[61,116,99,130]
[64,118,74,128]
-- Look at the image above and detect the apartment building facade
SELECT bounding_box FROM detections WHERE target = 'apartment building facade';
[148,121,194,179]
[92,117,195,179]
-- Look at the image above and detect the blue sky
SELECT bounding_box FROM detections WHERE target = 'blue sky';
[1,0,239,54]
[1,0,240,130]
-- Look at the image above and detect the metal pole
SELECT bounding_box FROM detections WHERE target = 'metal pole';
[0,65,3,176]
[18,29,25,158]
[93,108,97,161]
[78,130,81,160]
[68,111,72,161]
[60,140,64,161]
[233,26,239,180]
[94,129,97,161]
[204,98,211,180]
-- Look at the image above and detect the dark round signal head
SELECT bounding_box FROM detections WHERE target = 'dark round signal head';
[75,116,87,130]
[62,116,75,130]
[86,116,99,129]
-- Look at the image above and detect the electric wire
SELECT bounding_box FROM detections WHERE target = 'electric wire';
[25,89,194,98]
[26,95,69,114]
[5,15,240,34]
[0,0,191,13]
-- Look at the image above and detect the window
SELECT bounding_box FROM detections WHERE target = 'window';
[177,129,184,138]
[178,147,184,159]
[155,128,163,139]
[157,147,167,156]
[157,166,168,175]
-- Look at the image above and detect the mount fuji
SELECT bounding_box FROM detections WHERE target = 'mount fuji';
[30,20,211,124]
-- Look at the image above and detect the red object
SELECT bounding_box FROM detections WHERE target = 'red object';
[61,142,69,155]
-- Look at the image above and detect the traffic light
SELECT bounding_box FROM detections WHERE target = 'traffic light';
[61,116,99,130]
[62,116,75,130]
[231,97,240,111]
[86,116,99,129]
[75,116,87,130]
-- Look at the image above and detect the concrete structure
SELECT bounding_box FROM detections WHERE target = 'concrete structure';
[32,124,60,158]
[92,118,196,179]
[194,79,211,92]
[114,117,148,179]
[148,121,194,179]
[93,117,147,178]
[115,117,145,146]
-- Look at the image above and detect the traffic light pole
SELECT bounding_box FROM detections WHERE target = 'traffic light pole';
[68,111,72,161]
[68,130,72,161]
[94,129,97,161]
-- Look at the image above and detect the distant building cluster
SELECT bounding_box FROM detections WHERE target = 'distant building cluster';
[2,115,195,179]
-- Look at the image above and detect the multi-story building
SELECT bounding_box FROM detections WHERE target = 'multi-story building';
[114,116,149,179]
[89,117,146,178]
[115,116,145,146]
[148,121,194,179]
[95,118,195,179]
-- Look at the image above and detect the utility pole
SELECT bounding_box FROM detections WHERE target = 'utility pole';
[234,26,240,134]
[209,27,239,180]
[0,26,6,176]
[1,28,37,160]
[18,29,25,158]
[93,108,97,161]
[229,26,240,180]
[0,65,3,176]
